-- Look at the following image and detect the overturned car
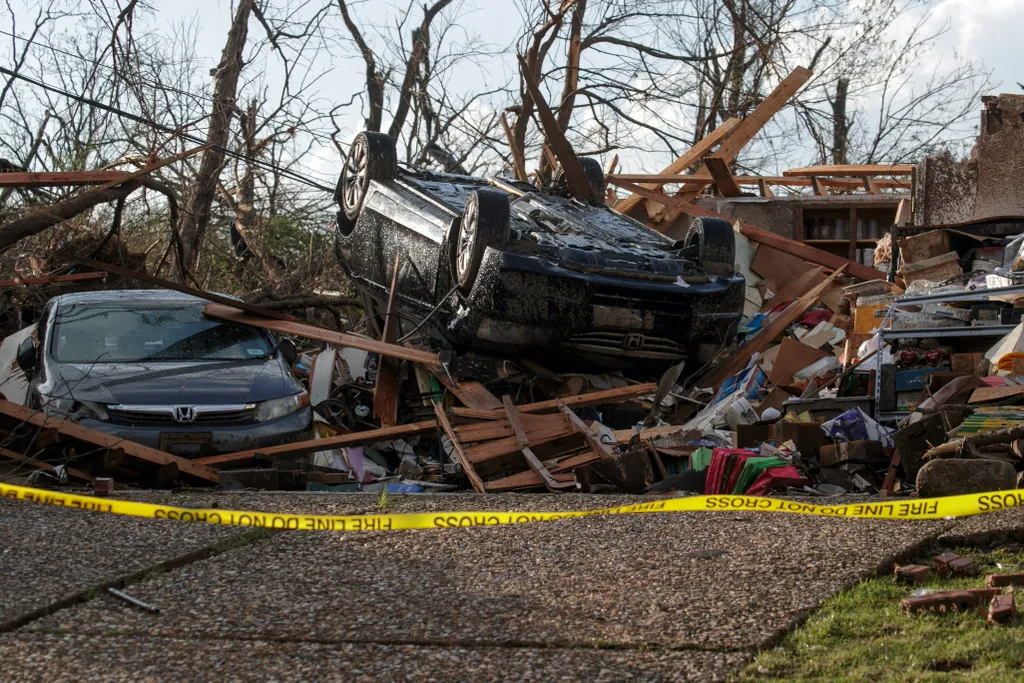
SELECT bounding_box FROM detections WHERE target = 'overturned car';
[333,132,744,367]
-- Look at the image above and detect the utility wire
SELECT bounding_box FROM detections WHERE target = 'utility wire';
[0,65,337,193]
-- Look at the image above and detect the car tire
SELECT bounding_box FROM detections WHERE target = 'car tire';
[684,217,735,276]
[336,131,398,227]
[455,189,510,292]
[579,157,606,203]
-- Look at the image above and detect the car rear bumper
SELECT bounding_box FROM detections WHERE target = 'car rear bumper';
[449,249,744,362]
[79,408,313,457]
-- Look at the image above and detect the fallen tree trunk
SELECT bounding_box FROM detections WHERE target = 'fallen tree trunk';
[0,180,142,253]
[923,424,1024,461]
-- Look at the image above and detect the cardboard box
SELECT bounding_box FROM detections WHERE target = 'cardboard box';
[951,352,986,373]
[767,337,829,386]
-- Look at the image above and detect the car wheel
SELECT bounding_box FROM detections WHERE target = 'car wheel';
[336,131,398,227]
[684,217,735,276]
[579,157,606,203]
[455,189,510,292]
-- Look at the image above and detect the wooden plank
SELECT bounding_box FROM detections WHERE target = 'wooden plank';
[698,266,847,390]
[810,176,826,196]
[558,401,615,457]
[433,372,503,410]
[784,163,915,177]
[76,257,297,322]
[704,157,742,197]
[862,175,881,195]
[450,383,657,420]
[760,266,826,313]
[464,420,577,464]
[373,255,401,428]
[661,67,813,224]
[454,412,565,443]
[737,221,886,282]
[0,271,108,289]
[499,113,528,182]
[757,178,774,198]
[607,173,909,189]
[502,395,565,490]
[606,178,717,219]
[203,303,441,369]
[0,446,94,482]
[196,420,438,467]
[517,54,594,200]
[0,400,218,483]
[614,117,740,214]
[880,449,901,496]
[485,450,600,492]
[434,403,485,493]
[0,170,131,187]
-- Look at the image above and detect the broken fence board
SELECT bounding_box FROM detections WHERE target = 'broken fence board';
[503,395,565,490]
[203,303,441,369]
[432,372,503,410]
[0,400,218,483]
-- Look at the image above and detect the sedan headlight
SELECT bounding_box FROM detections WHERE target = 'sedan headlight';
[256,392,309,422]
[40,394,109,422]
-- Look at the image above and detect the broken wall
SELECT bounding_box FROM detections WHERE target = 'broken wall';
[914,94,1024,226]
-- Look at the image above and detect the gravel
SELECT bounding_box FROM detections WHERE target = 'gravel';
[0,633,748,682]
[0,497,243,625]
[25,500,952,649]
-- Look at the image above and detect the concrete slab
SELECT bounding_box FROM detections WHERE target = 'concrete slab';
[0,632,748,682]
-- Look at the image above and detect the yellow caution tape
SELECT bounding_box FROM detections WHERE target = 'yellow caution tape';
[2,482,1024,531]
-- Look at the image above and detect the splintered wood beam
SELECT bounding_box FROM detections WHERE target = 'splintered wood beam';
[0,271,107,289]
[500,113,528,181]
[0,171,131,187]
[557,401,615,458]
[809,176,826,196]
[195,420,438,468]
[757,178,774,198]
[0,400,218,483]
[503,395,568,491]
[604,154,619,176]
[861,175,881,195]
[607,178,720,218]
[737,221,886,282]
[784,163,915,177]
[373,254,401,428]
[614,117,740,214]
[517,53,594,200]
[434,403,485,493]
[660,67,812,224]
[450,382,658,420]
[203,303,441,368]
[704,157,742,197]
[605,173,909,190]
[698,266,847,390]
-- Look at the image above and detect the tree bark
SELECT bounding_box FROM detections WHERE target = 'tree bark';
[176,0,253,281]
[831,77,849,165]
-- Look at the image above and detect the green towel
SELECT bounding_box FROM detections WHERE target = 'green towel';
[732,457,789,494]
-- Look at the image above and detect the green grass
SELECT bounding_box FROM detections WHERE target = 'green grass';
[738,548,1024,682]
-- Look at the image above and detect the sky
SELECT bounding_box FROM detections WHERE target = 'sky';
[5,0,1022,183]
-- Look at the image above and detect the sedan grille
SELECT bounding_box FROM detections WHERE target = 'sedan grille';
[108,406,258,427]
[567,331,685,360]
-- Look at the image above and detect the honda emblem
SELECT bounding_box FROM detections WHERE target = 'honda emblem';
[623,333,644,350]
[173,405,196,424]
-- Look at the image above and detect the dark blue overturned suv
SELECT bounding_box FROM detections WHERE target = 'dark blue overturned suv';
[334,131,745,368]
[17,290,312,457]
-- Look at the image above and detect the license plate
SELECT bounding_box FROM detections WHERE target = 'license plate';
[159,432,213,458]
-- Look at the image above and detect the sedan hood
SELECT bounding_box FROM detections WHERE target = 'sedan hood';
[49,359,298,406]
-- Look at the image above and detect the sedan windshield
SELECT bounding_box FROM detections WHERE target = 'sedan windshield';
[51,303,274,362]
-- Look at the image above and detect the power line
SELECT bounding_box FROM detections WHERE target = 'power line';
[0,65,337,193]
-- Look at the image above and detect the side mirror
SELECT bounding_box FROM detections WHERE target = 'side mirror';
[16,337,36,372]
[278,338,298,365]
